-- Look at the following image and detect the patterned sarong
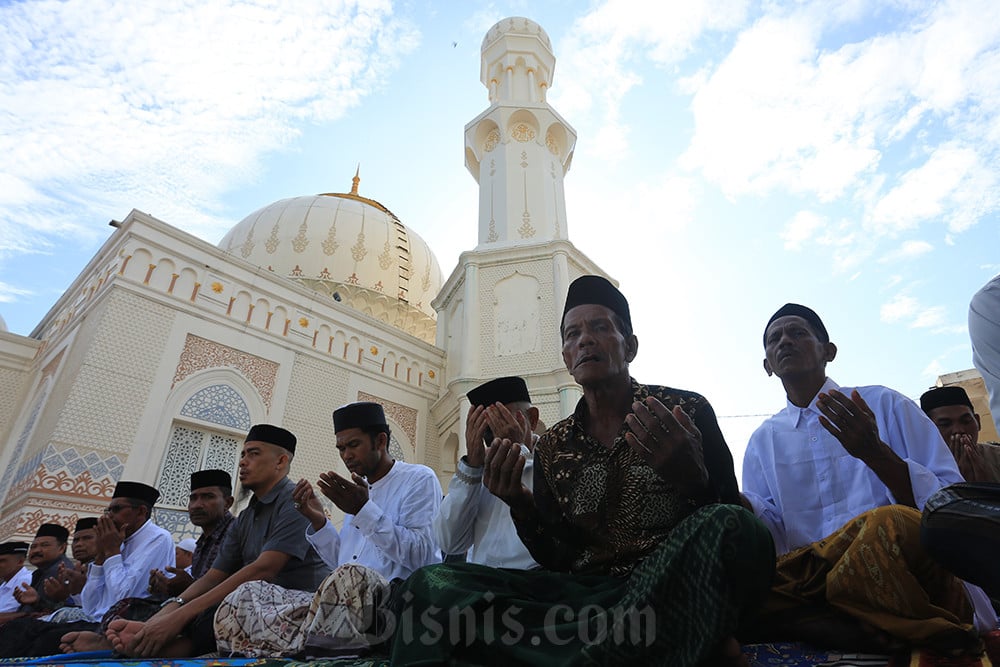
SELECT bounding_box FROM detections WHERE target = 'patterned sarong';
[214,564,390,657]
[753,505,979,653]
[390,503,774,666]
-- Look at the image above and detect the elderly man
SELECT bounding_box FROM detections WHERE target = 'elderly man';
[920,385,1000,483]
[433,376,539,569]
[3,524,76,620]
[215,402,442,657]
[0,542,30,614]
[106,425,329,658]
[742,303,994,653]
[392,275,774,666]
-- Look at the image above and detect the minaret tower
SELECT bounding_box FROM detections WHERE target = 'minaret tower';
[465,17,575,245]
[432,18,610,468]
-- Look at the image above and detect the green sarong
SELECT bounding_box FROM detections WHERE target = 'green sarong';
[390,504,774,666]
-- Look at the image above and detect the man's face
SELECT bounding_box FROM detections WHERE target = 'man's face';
[105,499,144,534]
[928,405,981,446]
[71,529,97,562]
[188,486,230,528]
[763,315,831,379]
[336,428,384,478]
[28,536,66,568]
[0,554,25,581]
[561,304,636,386]
[238,441,283,491]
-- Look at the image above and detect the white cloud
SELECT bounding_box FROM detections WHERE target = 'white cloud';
[0,282,33,303]
[878,239,934,263]
[0,0,418,250]
[780,210,826,250]
[881,294,919,323]
[680,0,1000,235]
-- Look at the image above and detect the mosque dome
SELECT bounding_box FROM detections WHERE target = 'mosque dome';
[481,16,551,52]
[218,172,443,344]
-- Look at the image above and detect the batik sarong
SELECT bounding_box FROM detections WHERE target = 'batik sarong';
[215,564,390,657]
[390,503,774,666]
[754,505,979,653]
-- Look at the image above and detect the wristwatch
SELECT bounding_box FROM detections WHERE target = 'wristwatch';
[160,596,186,608]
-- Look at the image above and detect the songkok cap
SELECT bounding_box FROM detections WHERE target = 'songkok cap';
[35,523,69,543]
[245,424,296,454]
[113,481,161,506]
[0,541,28,556]
[467,377,531,407]
[191,469,232,491]
[176,537,197,554]
[921,386,975,413]
[562,275,631,333]
[764,303,829,345]
[333,402,387,433]
[74,517,98,532]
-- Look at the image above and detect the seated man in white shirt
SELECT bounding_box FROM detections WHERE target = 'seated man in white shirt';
[215,402,442,657]
[741,303,994,654]
[0,542,31,614]
[434,376,539,569]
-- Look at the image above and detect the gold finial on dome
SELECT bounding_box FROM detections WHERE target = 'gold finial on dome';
[351,164,360,195]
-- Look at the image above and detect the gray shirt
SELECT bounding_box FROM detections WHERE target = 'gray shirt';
[213,476,330,591]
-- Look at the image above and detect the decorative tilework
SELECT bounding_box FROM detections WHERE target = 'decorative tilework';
[180,384,251,430]
[13,444,124,504]
[154,508,198,541]
[357,391,417,459]
[157,425,204,507]
[0,382,48,504]
[172,334,278,409]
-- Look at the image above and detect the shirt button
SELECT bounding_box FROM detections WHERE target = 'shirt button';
[352,555,357,560]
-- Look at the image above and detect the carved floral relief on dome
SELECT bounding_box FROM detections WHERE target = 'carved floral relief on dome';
[351,231,368,262]
[322,222,339,255]
[239,225,255,258]
[378,237,393,270]
[291,221,310,253]
[265,222,280,254]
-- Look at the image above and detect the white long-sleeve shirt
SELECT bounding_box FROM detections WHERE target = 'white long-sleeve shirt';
[306,460,442,581]
[80,518,174,619]
[433,440,539,569]
[0,566,31,613]
[742,378,963,555]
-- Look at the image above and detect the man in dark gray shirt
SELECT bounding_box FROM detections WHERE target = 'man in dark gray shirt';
[105,424,330,658]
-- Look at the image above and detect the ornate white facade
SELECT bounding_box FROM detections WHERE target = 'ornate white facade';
[0,17,612,542]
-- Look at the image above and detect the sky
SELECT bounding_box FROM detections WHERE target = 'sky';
[2,0,999,473]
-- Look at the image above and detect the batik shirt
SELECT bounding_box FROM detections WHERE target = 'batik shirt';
[191,511,235,580]
[513,378,740,576]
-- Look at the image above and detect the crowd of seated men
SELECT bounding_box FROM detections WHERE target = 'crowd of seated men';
[0,273,998,665]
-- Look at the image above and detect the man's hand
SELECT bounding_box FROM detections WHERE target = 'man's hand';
[817,389,915,506]
[12,583,39,606]
[62,562,87,596]
[951,436,988,482]
[484,402,528,444]
[94,515,125,564]
[464,404,489,468]
[625,397,709,490]
[483,439,533,518]
[148,569,171,597]
[292,478,329,530]
[42,575,71,603]
[317,471,370,516]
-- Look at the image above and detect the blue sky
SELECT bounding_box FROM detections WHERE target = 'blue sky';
[2,0,999,469]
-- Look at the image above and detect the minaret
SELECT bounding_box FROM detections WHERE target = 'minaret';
[465,17,576,246]
[433,18,610,470]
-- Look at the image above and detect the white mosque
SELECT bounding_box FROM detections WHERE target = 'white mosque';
[0,17,611,540]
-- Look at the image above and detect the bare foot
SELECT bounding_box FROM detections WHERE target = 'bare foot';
[60,630,111,653]
[105,619,146,655]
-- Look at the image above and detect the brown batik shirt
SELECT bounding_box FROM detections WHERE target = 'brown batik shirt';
[513,378,740,576]
[191,511,235,580]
